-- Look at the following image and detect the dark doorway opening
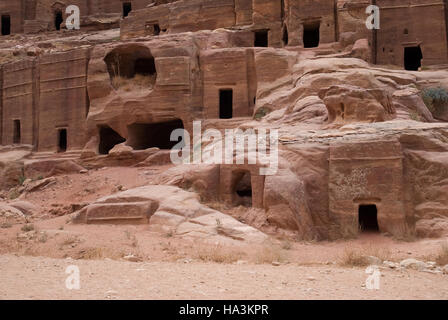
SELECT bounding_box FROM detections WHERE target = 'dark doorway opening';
[54,10,63,30]
[134,57,156,76]
[127,119,184,150]
[123,2,132,17]
[105,45,157,87]
[1,15,11,35]
[303,22,320,48]
[404,46,423,71]
[254,30,268,47]
[98,126,126,155]
[219,89,233,119]
[153,24,160,36]
[358,205,379,232]
[233,171,252,207]
[282,26,288,46]
[58,129,67,152]
[13,120,21,144]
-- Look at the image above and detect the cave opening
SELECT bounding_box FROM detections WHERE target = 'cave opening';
[153,24,160,36]
[98,126,126,155]
[303,22,320,48]
[104,45,157,88]
[358,205,380,232]
[126,119,184,150]
[58,129,67,152]
[254,30,268,47]
[134,58,156,76]
[1,15,11,35]
[13,120,21,144]
[54,10,63,30]
[282,25,289,46]
[404,46,423,71]
[233,171,253,207]
[219,89,233,119]
[123,2,132,17]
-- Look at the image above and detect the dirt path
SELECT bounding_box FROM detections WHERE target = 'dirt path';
[1,254,447,300]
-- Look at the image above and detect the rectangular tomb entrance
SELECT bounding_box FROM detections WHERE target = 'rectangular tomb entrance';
[358,204,379,232]
[329,140,407,237]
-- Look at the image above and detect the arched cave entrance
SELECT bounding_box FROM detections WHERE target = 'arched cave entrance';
[54,10,63,30]
[98,125,126,155]
[404,46,423,71]
[282,25,289,47]
[303,22,320,48]
[104,45,157,89]
[232,170,253,207]
[1,15,11,35]
[126,119,184,150]
[358,204,380,233]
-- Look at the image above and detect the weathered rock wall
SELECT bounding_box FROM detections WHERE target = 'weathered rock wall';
[376,0,448,66]
[1,50,89,151]
[38,49,89,151]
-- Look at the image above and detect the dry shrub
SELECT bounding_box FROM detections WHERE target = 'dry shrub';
[389,224,416,242]
[124,230,138,247]
[339,218,359,240]
[60,235,79,247]
[21,224,35,232]
[255,242,287,264]
[435,242,448,266]
[111,74,155,91]
[77,247,122,260]
[339,245,391,267]
[204,200,231,212]
[194,243,245,264]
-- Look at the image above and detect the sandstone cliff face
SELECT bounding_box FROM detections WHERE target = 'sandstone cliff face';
[1,0,448,242]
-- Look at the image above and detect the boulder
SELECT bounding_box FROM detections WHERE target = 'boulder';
[9,201,39,216]
[72,185,268,243]
[400,259,428,271]
[0,204,27,225]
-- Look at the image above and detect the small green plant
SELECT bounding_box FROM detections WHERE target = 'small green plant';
[216,218,222,229]
[18,175,26,186]
[281,240,292,250]
[409,111,421,122]
[254,107,271,120]
[422,87,448,116]
[38,232,48,243]
[9,190,20,200]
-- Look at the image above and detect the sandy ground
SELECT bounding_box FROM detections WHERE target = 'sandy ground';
[1,165,448,300]
[1,254,448,300]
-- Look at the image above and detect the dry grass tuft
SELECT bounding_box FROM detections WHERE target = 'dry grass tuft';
[339,245,391,267]
[389,224,416,242]
[435,242,448,266]
[111,74,156,91]
[339,218,359,240]
[21,224,35,232]
[255,242,288,264]
[76,247,122,260]
[195,244,246,264]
